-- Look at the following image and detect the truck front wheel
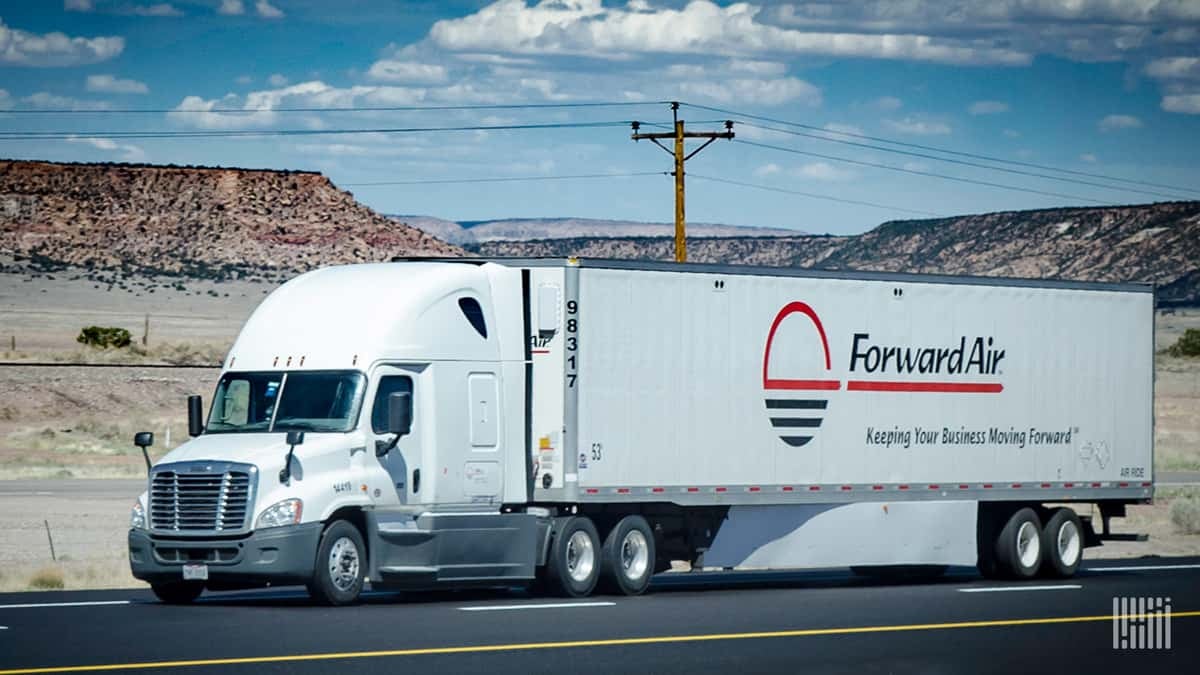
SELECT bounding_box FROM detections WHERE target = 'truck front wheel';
[307,520,366,606]
[544,516,601,597]
[151,581,204,604]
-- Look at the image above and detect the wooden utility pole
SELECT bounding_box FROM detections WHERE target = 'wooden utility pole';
[631,102,734,262]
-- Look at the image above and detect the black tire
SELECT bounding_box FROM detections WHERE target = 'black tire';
[599,515,656,596]
[994,507,1044,579]
[151,581,204,604]
[1040,508,1083,578]
[307,520,366,606]
[544,516,601,598]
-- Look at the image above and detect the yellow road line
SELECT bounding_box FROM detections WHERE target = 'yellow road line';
[2,610,1197,674]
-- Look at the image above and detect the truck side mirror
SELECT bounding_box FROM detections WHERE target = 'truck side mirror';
[286,430,305,447]
[133,432,153,473]
[387,392,413,437]
[187,395,204,437]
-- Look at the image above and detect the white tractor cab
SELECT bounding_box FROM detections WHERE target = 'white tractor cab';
[129,262,540,605]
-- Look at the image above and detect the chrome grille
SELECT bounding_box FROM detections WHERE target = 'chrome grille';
[150,463,254,533]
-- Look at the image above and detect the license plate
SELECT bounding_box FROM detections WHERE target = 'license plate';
[182,564,209,581]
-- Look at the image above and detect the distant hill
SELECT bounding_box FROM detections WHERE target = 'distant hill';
[0,160,460,280]
[473,202,1200,306]
[387,215,802,245]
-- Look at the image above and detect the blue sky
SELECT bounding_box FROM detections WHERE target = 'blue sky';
[1,0,1198,234]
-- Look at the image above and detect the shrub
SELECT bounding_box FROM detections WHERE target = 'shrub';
[1167,329,1200,357]
[1170,497,1200,534]
[76,326,132,349]
[28,566,64,590]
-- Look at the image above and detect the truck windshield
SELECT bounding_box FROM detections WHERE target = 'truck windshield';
[206,371,365,434]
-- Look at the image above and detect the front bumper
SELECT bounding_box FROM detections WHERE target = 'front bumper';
[129,522,323,586]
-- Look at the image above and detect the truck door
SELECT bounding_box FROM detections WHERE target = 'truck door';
[369,367,422,504]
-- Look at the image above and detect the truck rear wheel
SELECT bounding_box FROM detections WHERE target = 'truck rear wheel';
[307,520,365,606]
[1040,508,1083,578]
[599,515,656,595]
[995,508,1043,579]
[151,581,204,604]
[544,516,601,598]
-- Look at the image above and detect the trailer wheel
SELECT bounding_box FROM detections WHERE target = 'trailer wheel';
[307,520,365,606]
[599,515,656,595]
[1040,508,1083,578]
[151,581,204,604]
[995,508,1043,579]
[544,516,601,598]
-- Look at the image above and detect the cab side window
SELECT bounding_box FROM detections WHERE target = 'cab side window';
[372,376,413,434]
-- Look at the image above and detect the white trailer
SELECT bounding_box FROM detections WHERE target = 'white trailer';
[128,258,1154,604]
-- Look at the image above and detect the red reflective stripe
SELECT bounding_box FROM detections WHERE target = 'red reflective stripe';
[1041,483,1051,488]
[983,483,994,489]
[715,487,727,493]
[1142,482,1153,487]
[585,488,599,494]
[1092,482,1102,488]
[1064,482,1074,488]
[616,488,630,494]
[748,486,761,492]
[808,486,821,491]
[781,486,794,492]
[763,378,841,391]
[1118,482,1130,488]
[898,485,910,490]
[1011,483,1023,488]
[872,485,884,491]
[846,380,1003,393]
[651,487,665,493]
[531,349,550,354]
[687,487,699,492]
[841,485,852,491]
[958,484,969,489]
[928,484,940,490]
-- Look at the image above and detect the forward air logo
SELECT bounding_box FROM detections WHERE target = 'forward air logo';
[762,302,1006,448]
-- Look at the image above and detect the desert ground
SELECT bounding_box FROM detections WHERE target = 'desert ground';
[0,265,1196,590]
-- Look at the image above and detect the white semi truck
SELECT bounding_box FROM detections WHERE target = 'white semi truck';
[128,258,1154,604]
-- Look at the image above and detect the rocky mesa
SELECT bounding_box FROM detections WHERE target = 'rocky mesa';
[475,202,1200,305]
[0,160,461,280]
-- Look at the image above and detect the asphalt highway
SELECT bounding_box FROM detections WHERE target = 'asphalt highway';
[1,558,1197,674]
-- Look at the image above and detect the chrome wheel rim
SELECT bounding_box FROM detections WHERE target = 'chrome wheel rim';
[328,536,360,592]
[1017,521,1040,569]
[1057,519,1081,567]
[566,530,595,584]
[621,530,650,581]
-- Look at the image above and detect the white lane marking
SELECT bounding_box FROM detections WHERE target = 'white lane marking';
[0,600,131,610]
[0,625,7,629]
[1090,563,1200,572]
[959,585,1082,593]
[459,601,615,612]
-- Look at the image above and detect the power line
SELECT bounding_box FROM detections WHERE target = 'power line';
[0,120,636,141]
[0,101,671,115]
[735,120,1193,202]
[735,138,1112,205]
[689,173,943,217]
[681,101,1200,198]
[343,171,665,187]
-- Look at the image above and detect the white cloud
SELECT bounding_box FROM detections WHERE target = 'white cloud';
[267,73,289,87]
[676,77,821,106]
[67,136,146,162]
[65,0,94,10]
[1003,128,1021,138]
[427,0,1030,66]
[0,89,12,110]
[968,100,1009,115]
[255,0,283,19]
[86,74,149,94]
[126,3,183,16]
[870,96,903,111]
[0,18,124,67]
[218,0,244,15]
[1080,153,1098,163]
[795,161,854,181]
[235,74,253,85]
[884,116,952,135]
[822,122,864,137]
[1097,114,1142,131]
[1145,57,1200,80]
[23,92,112,110]
[367,60,449,84]
[753,162,782,177]
[1162,94,1200,114]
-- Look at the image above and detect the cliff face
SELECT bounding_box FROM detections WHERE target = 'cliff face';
[475,202,1200,305]
[0,160,461,279]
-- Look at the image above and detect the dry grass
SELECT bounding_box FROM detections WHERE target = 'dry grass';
[26,566,64,590]
[1170,497,1200,534]
[1,341,227,366]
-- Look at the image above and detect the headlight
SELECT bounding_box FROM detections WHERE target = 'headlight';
[130,500,146,529]
[256,498,303,529]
